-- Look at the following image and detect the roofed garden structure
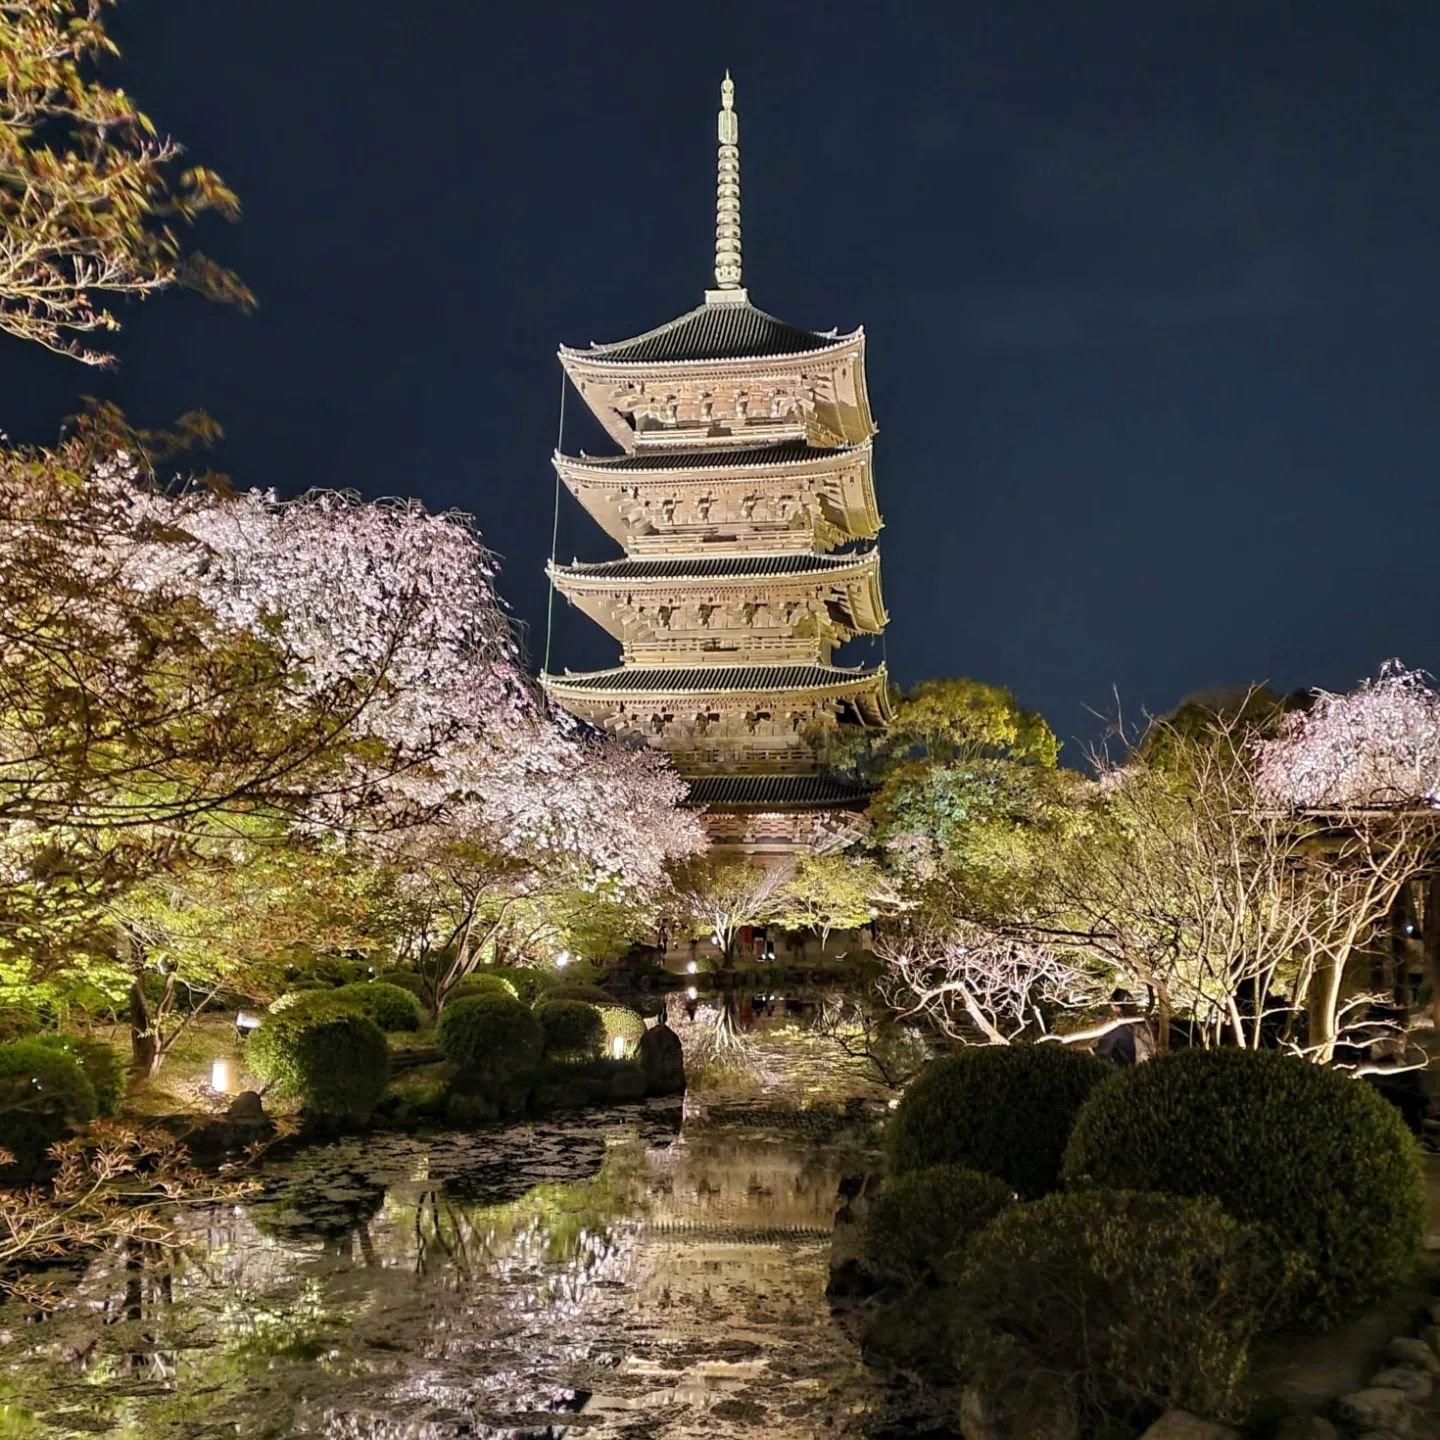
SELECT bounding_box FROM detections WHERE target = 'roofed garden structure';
[543,75,891,859]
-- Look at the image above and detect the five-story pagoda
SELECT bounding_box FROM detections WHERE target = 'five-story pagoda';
[543,75,890,858]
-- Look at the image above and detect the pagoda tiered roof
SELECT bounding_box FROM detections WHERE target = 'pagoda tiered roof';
[686,774,872,811]
[553,551,874,581]
[561,439,841,472]
[561,297,854,366]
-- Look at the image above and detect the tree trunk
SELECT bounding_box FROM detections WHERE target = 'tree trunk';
[1427,872,1440,1031]
[1309,954,1346,1064]
[128,978,158,1077]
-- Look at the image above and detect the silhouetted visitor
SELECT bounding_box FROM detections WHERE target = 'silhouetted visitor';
[1096,989,1153,1067]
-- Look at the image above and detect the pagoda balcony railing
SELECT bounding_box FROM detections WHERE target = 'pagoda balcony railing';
[627,527,819,554]
[631,419,808,450]
[622,636,830,665]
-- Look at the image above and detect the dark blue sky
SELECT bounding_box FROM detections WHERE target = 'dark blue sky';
[4,1,1438,757]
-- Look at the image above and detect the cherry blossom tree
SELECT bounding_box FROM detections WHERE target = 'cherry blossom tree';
[1255,661,1440,810]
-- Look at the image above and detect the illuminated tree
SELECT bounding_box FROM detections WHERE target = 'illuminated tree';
[0,0,250,364]
[772,851,890,952]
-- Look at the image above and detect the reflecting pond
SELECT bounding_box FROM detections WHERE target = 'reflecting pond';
[0,1099,936,1438]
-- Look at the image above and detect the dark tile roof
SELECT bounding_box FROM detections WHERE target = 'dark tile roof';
[564,441,854,472]
[543,664,882,694]
[685,774,873,811]
[570,300,844,364]
[560,552,871,581]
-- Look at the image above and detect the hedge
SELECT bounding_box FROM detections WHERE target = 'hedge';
[35,1034,125,1116]
[887,1044,1110,1198]
[1063,1048,1425,1322]
[535,999,605,1061]
[330,981,423,1032]
[544,980,614,1006]
[859,1165,1013,1288]
[489,966,556,1006]
[596,1005,647,1054]
[0,1037,96,1167]
[445,973,518,1004]
[437,992,543,1091]
[247,1000,389,1119]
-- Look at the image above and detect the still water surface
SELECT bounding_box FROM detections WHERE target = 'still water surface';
[0,1100,919,1438]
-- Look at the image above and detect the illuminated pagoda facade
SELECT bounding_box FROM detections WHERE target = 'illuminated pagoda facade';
[543,75,890,858]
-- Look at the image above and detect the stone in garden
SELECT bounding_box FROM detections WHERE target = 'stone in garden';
[1418,1325,1440,1359]
[1137,1411,1238,1440]
[1389,1336,1440,1374]
[1371,1367,1432,1400]
[227,1090,265,1123]
[637,1018,685,1096]
[1336,1389,1413,1435]
[958,1382,1076,1440]
[1274,1416,1337,1440]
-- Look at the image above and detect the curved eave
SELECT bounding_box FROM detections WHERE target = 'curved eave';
[548,553,887,637]
[542,665,892,726]
[558,327,864,374]
[553,437,871,483]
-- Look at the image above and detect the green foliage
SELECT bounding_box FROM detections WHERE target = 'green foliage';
[35,1034,125,1116]
[330,981,422,1033]
[0,1038,96,1166]
[545,981,614,1006]
[446,973,518,1003]
[247,1001,388,1120]
[535,1000,605,1061]
[375,970,429,1002]
[772,852,886,942]
[954,1190,1284,1428]
[888,1045,1109,1198]
[882,678,1060,769]
[489,966,556,1006]
[596,1005,647,1053]
[859,1166,1013,1287]
[1063,1049,1425,1322]
[437,993,543,1088]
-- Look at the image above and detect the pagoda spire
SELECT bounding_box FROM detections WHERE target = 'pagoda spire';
[713,71,743,294]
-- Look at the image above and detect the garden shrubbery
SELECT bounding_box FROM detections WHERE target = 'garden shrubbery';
[535,999,604,1061]
[36,1034,125,1116]
[437,992,543,1101]
[953,1189,1284,1430]
[859,1165,1012,1288]
[596,1004,646,1054]
[887,1044,1109,1197]
[545,980,614,1006]
[0,1037,96,1167]
[376,970,429,1003]
[1064,1048,1425,1321]
[445,973,518,1004]
[330,981,423,1032]
[248,999,389,1120]
[489,966,555,1006]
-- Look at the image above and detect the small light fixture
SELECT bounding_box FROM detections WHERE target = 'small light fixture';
[686,961,698,975]
[555,950,571,970]
[610,1035,627,1060]
[211,1058,234,1094]
[235,1011,261,1041]
[687,986,698,1000]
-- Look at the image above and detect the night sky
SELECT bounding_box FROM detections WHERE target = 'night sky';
[4,1,1439,758]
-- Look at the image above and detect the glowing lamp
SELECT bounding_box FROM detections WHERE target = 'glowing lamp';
[685,961,698,975]
[211,1058,235,1094]
[610,1035,627,1060]
[555,950,571,970]
[686,986,698,1000]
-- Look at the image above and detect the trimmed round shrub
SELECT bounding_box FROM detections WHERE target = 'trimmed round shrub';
[887,1045,1110,1198]
[446,973,518,1004]
[1063,1048,1425,1323]
[437,993,543,1089]
[596,1005,647,1053]
[0,1038,96,1166]
[953,1190,1284,1429]
[331,981,423,1033]
[376,970,429,1003]
[269,985,333,1014]
[36,1035,125,1116]
[535,999,605,1061]
[860,1165,1013,1287]
[489,966,555,1006]
[247,1000,389,1119]
[545,980,614,1006]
